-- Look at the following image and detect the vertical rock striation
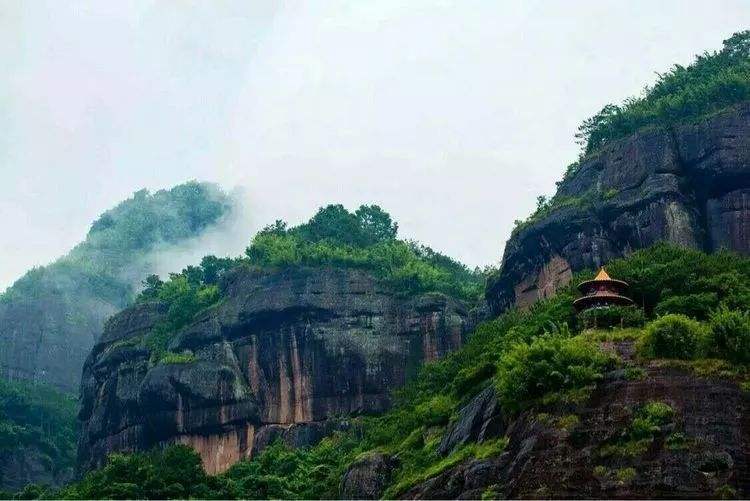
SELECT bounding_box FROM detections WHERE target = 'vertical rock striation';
[78,267,471,474]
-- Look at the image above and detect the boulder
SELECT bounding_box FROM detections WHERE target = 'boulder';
[438,386,504,456]
[340,453,398,499]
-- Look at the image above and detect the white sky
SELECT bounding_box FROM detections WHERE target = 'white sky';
[2,1,749,290]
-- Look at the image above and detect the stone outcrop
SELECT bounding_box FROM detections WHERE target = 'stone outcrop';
[78,266,470,475]
[403,341,750,499]
[437,386,504,456]
[488,102,750,312]
[340,453,399,500]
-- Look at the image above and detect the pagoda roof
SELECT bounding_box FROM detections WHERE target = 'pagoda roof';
[577,267,629,291]
[595,268,611,280]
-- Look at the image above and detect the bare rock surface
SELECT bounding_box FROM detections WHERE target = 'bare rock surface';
[77,266,471,475]
[340,453,399,499]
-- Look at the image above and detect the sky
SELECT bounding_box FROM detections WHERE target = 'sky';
[2,1,750,290]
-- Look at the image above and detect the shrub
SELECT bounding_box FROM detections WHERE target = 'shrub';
[160,351,197,365]
[414,395,456,427]
[705,309,750,364]
[451,362,496,397]
[654,292,719,320]
[604,244,750,316]
[601,402,675,458]
[494,334,614,410]
[580,305,645,329]
[638,314,707,359]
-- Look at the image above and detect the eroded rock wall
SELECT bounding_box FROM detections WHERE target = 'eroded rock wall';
[488,103,750,312]
[401,341,750,499]
[78,267,470,474]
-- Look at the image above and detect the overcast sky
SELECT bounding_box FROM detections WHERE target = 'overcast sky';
[2,1,749,290]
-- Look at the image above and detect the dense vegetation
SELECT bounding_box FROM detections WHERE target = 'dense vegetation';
[24,244,748,500]
[576,30,750,156]
[0,381,77,493]
[134,204,486,362]
[244,204,485,300]
[137,255,241,361]
[512,30,750,234]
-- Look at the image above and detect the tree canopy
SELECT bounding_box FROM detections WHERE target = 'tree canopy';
[576,30,750,156]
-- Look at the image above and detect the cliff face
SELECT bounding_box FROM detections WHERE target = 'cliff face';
[488,103,750,312]
[78,267,470,475]
[0,292,121,394]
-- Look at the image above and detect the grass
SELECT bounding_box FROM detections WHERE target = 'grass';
[600,401,675,459]
[539,384,598,407]
[593,466,637,485]
[556,414,580,431]
[602,188,619,200]
[383,438,508,498]
[623,367,647,381]
[159,351,197,364]
[599,439,652,458]
[584,328,644,342]
[665,432,694,451]
[715,484,737,499]
[660,358,747,380]
[615,467,637,483]
[481,486,500,500]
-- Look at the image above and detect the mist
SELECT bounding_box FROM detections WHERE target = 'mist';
[3,1,750,289]
[143,186,256,283]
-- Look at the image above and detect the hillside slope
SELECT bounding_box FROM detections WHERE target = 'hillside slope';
[57,245,750,500]
[0,182,233,392]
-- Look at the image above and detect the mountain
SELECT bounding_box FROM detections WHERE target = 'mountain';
[0,181,234,393]
[0,182,235,491]
[63,245,750,499]
[486,102,750,313]
[75,205,483,475]
[10,30,750,501]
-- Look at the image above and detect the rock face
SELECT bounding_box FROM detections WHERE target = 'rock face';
[403,341,750,499]
[437,386,504,456]
[0,293,120,394]
[78,267,470,475]
[340,453,399,500]
[488,103,750,312]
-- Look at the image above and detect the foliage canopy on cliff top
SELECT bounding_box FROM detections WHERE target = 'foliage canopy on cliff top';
[576,30,750,156]
[136,204,485,360]
[510,31,750,235]
[244,204,485,301]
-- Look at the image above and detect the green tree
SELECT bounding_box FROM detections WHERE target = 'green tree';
[355,204,398,245]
